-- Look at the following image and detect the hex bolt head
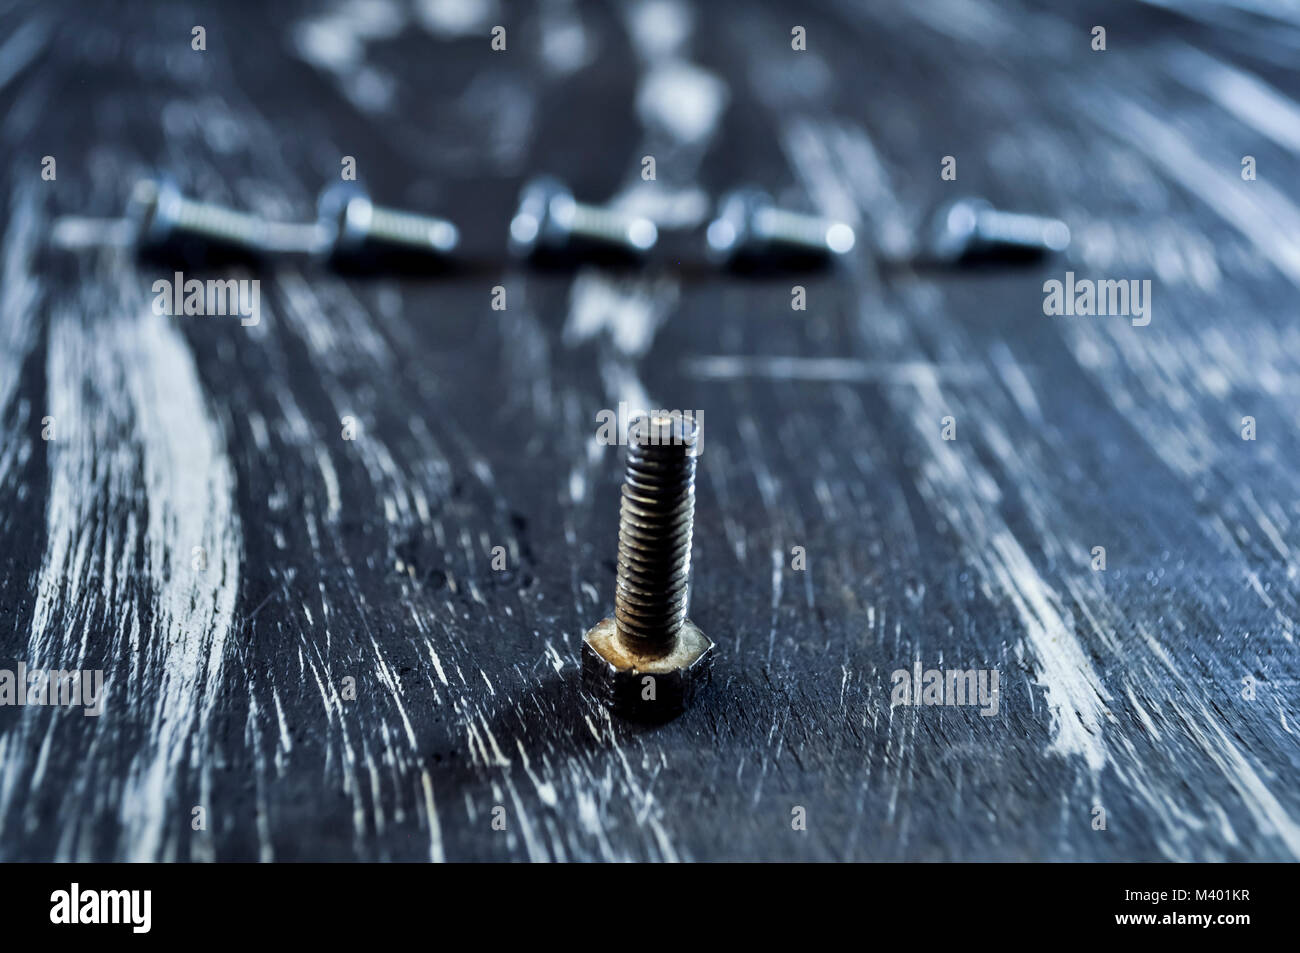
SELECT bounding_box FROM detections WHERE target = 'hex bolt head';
[317,182,460,264]
[582,617,714,719]
[509,175,657,260]
[582,413,714,720]
[127,176,182,247]
[927,196,1070,263]
[706,186,855,264]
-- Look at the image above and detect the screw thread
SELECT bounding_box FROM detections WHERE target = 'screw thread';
[174,197,267,249]
[570,203,639,246]
[367,204,457,252]
[754,206,830,249]
[974,209,1051,250]
[614,414,698,657]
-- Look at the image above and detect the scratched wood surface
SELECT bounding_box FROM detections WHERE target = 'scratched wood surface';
[0,0,1297,862]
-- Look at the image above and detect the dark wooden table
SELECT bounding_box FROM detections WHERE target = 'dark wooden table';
[0,0,1296,861]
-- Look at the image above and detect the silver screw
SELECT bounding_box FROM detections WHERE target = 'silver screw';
[706,187,855,264]
[927,197,1070,263]
[127,176,327,258]
[317,182,459,262]
[128,176,272,257]
[508,175,657,260]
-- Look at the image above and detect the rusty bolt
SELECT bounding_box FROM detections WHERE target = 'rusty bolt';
[582,413,714,720]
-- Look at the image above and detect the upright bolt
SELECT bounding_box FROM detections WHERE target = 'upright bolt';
[128,176,271,258]
[927,197,1070,263]
[317,182,459,264]
[582,413,714,720]
[706,186,855,264]
[509,175,657,260]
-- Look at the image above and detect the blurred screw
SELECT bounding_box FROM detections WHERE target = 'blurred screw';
[128,176,271,257]
[317,182,459,263]
[509,175,657,259]
[706,187,856,264]
[927,197,1070,263]
[582,413,714,720]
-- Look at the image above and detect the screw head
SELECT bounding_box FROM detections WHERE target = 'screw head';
[127,175,184,248]
[927,196,991,263]
[509,175,573,256]
[317,182,375,258]
[582,617,714,720]
[705,187,772,262]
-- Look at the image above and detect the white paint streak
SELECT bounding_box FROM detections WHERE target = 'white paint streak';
[18,279,241,861]
[562,270,678,359]
[636,61,728,145]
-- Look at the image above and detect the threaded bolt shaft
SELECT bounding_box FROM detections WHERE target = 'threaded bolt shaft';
[614,414,698,658]
[317,183,459,261]
[510,176,657,258]
[129,177,269,254]
[170,197,266,247]
[928,197,1070,262]
[567,202,653,250]
[752,205,855,254]
[707,187,855,262]
[970,205,1069,254]
[358,203,459,253]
